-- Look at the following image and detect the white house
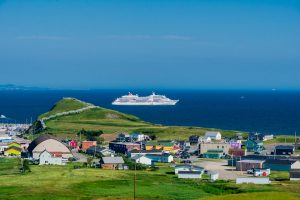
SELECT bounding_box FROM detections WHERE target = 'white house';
[205,132,222,140]
[131,155,152,165]
[175,165,204,174]
[178,171,202,179]
[39,150,67,165]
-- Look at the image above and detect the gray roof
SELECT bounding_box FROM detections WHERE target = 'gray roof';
[28,134,58,153]
[205,132,221,137]
[102,157,124,164]
[178,171,202,175]
[131,155,150,160]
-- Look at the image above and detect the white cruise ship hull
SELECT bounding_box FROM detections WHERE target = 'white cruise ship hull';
[112,100,178,106]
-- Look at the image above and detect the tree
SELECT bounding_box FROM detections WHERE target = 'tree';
[18,158,31,174]
[86,157,93,168]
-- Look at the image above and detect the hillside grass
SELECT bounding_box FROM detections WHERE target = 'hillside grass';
[35,97,241,140]
[38,98,89,119]
[1,158,300,200]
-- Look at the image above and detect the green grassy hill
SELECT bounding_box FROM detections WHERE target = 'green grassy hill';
[30,98,240,140]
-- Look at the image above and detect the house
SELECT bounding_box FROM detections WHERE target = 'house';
[128,149,163,158]
[199,143,231,154]
[0,136,13,143]
[236,177,270,184]
[146,153,173,163]
[263,159,299,171]
[4,146,21,156]
[28,134,73,159]
[205,131,221,140]
[100,157,125,170]
[86,146,115,157]
[68,140,78,149]
[177,141,191,150]
[274,145,294,155]
[228,148,247,157]
[131,155,152,165]
[131,133,150,142]
[202,149,225,159]
[244,140,264,153]
[174,165,204,174]
[8,142,21,149]
[189,135,200,144]
[145,141,179,153]
[248,133,273,141]
[236,160,265,171]
[290,169,300,181]
[178,171,202,179]
[39,150,67,165]
[109,142,140,154]
[81,141,97,151]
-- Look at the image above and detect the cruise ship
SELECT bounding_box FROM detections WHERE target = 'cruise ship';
[112,92,179,105]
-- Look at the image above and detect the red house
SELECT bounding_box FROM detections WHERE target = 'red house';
[81,141,97,151]
[68,140,78,149]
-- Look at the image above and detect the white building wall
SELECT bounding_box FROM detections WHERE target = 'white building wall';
[136,157,152,165]
[236,177,270,184]
[39,151,64,165]
[178,173,201,179]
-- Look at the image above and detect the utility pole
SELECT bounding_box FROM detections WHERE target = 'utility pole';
[295,131,297,144]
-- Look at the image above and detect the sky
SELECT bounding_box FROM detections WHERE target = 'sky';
[0,0,299,90]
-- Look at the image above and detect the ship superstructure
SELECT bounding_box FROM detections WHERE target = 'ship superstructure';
[112,92,179,105]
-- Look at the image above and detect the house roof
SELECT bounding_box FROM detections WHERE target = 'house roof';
[131,155,150,160]
[205,132,221,137]
[129,149,162,154]
[237,160,265,164]
[146,141,174,147]
[178,171,202,175]
[28,134,58,153]
[5,146,22,152]
[275,145,294,150]
[102,157,124,164]
[265,159,296,165]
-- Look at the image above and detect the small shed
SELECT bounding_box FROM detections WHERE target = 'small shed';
[175,165,204,174]
[178,171,202,179]
[236,177,270,184]
[236,160,265,171]
[209,171,219,181]
[290,169,300,181]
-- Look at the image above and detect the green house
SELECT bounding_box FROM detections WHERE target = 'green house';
[203,149,224,159]
[244,140,264,153]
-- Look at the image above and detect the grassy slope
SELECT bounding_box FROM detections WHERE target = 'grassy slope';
[37,98,240,140]
[38,98,89,119]
[1,158,300,200]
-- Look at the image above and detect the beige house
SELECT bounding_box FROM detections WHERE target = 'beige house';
[199,143,231,154]
[28,134,73,160]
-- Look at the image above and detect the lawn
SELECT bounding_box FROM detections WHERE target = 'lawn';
[1,158,300,200]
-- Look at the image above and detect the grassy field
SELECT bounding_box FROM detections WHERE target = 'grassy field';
[1,158,300,200]
[30,98,242,140]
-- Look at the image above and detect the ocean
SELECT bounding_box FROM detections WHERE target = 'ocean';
[0,89,299,135]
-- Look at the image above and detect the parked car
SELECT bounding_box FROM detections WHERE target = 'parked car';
[180,160,192,164]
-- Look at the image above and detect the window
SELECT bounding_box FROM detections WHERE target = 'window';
[217,146,219,148]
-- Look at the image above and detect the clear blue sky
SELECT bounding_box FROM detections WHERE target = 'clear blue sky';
[0,0,299,89]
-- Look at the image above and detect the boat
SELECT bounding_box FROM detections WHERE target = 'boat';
[0,115,6,119]
[112,92,179,106]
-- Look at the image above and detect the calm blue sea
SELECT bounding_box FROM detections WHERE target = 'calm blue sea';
[0,89,299,135]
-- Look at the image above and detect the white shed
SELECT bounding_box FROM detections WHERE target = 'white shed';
[209,171,219,181]
[178,171,202,179]
[236,177,270,184]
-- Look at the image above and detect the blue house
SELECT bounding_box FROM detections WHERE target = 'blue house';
[244,140,264,153]
[263,159,296,171]
[274,145,294,156]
